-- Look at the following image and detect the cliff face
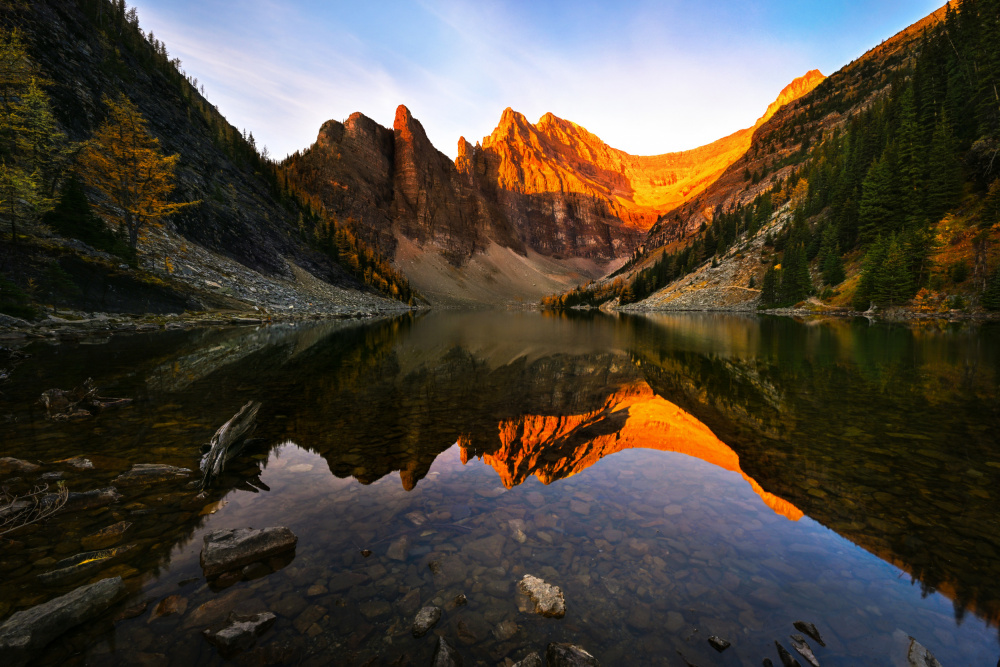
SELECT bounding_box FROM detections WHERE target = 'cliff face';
[460,69,825,238]
[286,74,824,304]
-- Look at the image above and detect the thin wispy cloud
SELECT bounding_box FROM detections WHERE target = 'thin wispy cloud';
[135,0,945,160]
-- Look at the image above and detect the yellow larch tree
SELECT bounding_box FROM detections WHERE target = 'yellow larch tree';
[80,93,195,252]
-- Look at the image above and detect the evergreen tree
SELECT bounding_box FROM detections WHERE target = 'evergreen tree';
[983,267,1000,311]
[778,244,812,305]
[924,114,963,221]
[759,265,779,307]
[819,226,846,286]
[854,236,890,310]
[876,235,914,306]
[858,153,900,244]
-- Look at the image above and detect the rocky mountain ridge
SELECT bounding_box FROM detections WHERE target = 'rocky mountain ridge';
[286,73,824,305]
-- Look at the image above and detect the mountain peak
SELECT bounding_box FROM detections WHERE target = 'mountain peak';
[755,69,826,128]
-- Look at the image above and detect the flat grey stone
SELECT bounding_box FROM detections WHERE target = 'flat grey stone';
[0,577,124,667]
[200,527,297,577]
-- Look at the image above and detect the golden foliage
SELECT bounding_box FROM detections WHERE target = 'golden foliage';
[79,93,195,250]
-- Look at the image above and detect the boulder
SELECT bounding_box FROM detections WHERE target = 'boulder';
[412,606,441,637]
[113,464,191,485]
[203,611,276,659]
[431,636,463,667]
[518,574,565,618]
[0,576,125,667]
[546,643,600,666]
[200,527,297,577]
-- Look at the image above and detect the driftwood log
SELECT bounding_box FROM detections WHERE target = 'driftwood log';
[200,401,262,489]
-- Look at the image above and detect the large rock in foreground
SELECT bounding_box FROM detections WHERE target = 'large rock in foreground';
[0,576,125,667]
[518,574,566,618]
[200,527,297,577]
[546,643,600,666]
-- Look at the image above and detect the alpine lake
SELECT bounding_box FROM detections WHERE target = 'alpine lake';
[1,311,998,666]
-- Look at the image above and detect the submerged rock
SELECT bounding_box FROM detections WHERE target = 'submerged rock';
[708,635,731,652]
[412,606,441,637]
[64,486,122,512]
[512,653,542,667]
[37,544,136,585]
[789,634,819,667]
[0,457,39,474]
[80,521,132,550]
[0,576,125,667]
[775,641,802,667]
[203,611,276,659]
[113,463,191,485]
[546,643,601,666]
[431,636,463,667]
[200,527,297,577]
[387,535,410,561]
[793,621,826,647]
[518,574,566,618]
[907,637,943,667]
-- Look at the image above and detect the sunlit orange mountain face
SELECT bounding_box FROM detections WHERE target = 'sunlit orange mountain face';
[283,72,823,304]
[458,381,803,521]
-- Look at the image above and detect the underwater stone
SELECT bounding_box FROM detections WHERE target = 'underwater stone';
[0,576,124,667]
[518,574,565,618]
[411,606,441,637]
[546,643,601,666]
[200,527,297,577]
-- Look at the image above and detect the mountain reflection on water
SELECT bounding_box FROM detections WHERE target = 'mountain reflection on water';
[0,311,997,665]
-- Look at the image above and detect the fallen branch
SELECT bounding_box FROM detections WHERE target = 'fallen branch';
[0,483,69,537]
[200,401,262,489]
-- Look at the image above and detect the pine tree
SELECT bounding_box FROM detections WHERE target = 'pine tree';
[858,153,900,244]
[819,225,846,286]
[925,114,963,222]
[759,265,779,308]
[854,236,889,310]
[983,267,1000,311]
[876,235,914,306]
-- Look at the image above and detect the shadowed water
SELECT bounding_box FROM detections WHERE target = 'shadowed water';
[0,312,998,666]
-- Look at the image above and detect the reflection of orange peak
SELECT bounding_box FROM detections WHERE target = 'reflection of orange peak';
[462,383,803,521]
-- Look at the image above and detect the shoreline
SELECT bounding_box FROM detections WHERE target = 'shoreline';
[0,306,418,342]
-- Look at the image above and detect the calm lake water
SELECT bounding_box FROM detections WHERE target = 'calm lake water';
[1,311,998,666]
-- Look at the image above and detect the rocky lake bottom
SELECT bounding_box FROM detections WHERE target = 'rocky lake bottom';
[0,312,998,666]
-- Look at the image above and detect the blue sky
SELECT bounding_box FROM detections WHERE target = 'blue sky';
[134,0,946,160]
